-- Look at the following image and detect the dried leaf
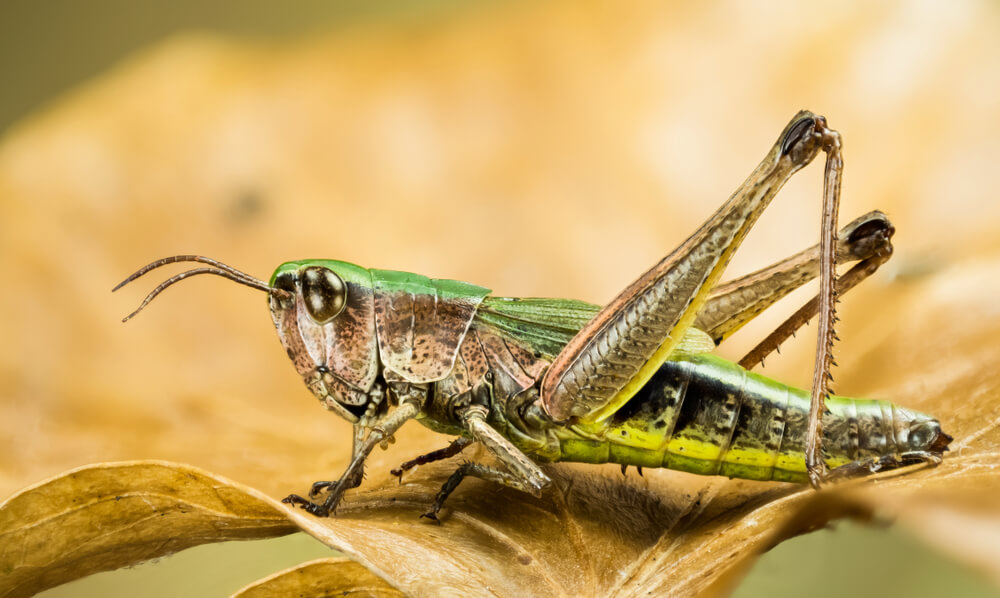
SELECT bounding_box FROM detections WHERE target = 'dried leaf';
[2,1,1000,597]
[0,462,295,598]
[233,557,402,598]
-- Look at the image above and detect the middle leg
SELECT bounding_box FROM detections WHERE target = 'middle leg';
[390,437,473,479]
[421,405,551,520]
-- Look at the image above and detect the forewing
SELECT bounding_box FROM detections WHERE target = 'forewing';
[476,297,600,358]
[476,296,713,360]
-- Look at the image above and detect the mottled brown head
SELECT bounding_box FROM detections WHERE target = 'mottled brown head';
[269,260,380,423]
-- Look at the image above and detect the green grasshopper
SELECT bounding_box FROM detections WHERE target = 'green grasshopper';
[116,111,951,520]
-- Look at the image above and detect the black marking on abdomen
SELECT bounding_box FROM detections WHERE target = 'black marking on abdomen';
[611,359,691,438]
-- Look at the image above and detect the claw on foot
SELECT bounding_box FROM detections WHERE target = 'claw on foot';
[420,511,442,524]
[390,468,405,485]
[282,493,309,506]
[309,481,333,498]
[281,494,331,517]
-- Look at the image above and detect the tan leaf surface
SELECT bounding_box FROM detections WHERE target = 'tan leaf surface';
[233,557,403,598]
[0,462,295,598]
[1,1,999,597]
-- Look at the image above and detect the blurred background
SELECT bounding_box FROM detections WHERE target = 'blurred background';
[2,1,999,596]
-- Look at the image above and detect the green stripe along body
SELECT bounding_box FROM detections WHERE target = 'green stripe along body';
[268,261,943,481]
[549,353,925,483]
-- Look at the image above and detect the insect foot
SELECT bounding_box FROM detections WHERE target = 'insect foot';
[419,511,443,525]
[282,493,333,517]
[283,473,360,517]
[309,480,334,498]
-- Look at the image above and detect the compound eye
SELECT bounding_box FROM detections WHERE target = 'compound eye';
[301,266,346,324]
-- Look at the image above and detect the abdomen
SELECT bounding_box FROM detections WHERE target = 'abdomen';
[553,353,910,483]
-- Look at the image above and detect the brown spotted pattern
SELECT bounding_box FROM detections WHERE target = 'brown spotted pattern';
[429,320,552,411]
[323,284,379,389]
[270,281,377,410]
[270,294,320,378]
[475,326,543,392]
[373,289,483,384]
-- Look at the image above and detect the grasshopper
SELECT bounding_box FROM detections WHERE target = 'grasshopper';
[116,111,951,520]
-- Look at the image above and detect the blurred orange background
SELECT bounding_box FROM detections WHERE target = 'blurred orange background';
[2,1,1000,596]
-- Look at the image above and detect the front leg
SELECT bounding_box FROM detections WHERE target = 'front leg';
[283,392,424,517]
[306,383,389,497]
[305,421,373,498]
